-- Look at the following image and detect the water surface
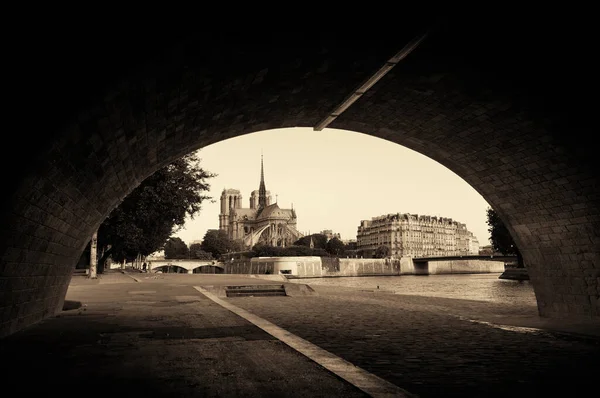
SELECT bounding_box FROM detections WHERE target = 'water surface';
[298,273,536,307]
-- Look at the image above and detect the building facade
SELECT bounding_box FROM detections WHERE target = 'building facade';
[219,156,302,249]
[356,213,479,258]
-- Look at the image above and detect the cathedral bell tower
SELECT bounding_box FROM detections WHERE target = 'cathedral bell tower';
[219,188,242,233]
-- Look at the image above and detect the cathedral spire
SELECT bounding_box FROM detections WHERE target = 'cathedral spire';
[260,152,265,184]
[258,154,267,212]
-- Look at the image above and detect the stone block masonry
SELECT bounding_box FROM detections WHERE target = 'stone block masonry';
[224,256,505,278]
[1,20,598,337]
[427,260,505,274]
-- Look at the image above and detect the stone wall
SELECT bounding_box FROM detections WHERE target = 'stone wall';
[225,256,322,276]
[1,21,598,337]
[427,260,505,274]
[224,260,253,274]
[223,256,505,278]
[292,258,402,278]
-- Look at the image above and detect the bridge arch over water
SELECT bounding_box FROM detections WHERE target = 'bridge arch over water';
[152,265,188,274]
[149,260,224,274]
[1,17,598,336]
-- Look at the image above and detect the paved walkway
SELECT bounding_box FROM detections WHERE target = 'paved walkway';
[2,271,599,397]
[2,272,369,397]
[226,283,600,397]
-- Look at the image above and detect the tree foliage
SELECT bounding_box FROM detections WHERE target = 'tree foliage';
[250,244,327,257]
[200,229,240,259]
[345,241,357,251]
[374,245,391,258]
[486,207,524,267]
[294,233,328,249]
[325,237,346,256]
[97,152,215,269]
[164,237,190,259]
[189,243,213,260]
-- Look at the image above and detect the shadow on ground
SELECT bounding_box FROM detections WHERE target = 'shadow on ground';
[62,300,82,311]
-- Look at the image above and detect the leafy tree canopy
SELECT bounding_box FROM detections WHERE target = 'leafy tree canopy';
[326,237,346,256]
[164,237,189,259]
[486,207,524,267]
[374,245,391,258]
[189,243,213,260]
[97,152,215,268]
[200,229,240,259]
[294,233,328,249]
[251,244,327,257]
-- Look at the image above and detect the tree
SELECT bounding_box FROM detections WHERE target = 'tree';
[374,245,391,258]
[250,244,327,257]
[164,237,190,259]
[326,237,346,257]
[486,207,524,267]
[251,244,284,257]
[97,152,215,270]
[201,229,238,259]
[189,243,213,260]
[294,233,328,249]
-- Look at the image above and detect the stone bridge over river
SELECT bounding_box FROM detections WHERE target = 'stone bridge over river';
[1,15,599,338]
[147,260,224,274]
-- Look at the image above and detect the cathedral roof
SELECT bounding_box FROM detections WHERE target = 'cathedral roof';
[232,208,257,221]
[257,203,295,220]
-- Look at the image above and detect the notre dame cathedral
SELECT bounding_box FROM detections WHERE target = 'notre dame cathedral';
[218,156,303,249]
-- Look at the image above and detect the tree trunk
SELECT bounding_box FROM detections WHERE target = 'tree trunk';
[97,246,106,274]
[516,249,525,268]
[97,247,113,273]
[89,231,98,278]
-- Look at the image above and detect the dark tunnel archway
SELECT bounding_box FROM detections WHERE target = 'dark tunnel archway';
[1,17,598,337]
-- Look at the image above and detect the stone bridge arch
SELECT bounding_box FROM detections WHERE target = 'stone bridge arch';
[152,265,188,274]
[1,17,598,337]
[148,260,224,273]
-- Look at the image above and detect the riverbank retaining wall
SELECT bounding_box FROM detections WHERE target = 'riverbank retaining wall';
[223,256,504,277]
[427,259,505,274]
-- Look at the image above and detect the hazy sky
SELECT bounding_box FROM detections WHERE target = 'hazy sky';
[175,128,491,246]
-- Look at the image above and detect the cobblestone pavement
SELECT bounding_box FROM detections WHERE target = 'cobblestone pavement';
[225,285,600,398]
[1,281,369,397]
[68,270,140,285]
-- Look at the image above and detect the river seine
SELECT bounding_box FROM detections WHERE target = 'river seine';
[296,273,536,307]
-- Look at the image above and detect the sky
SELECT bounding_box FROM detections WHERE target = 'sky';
[174,127,492,246]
